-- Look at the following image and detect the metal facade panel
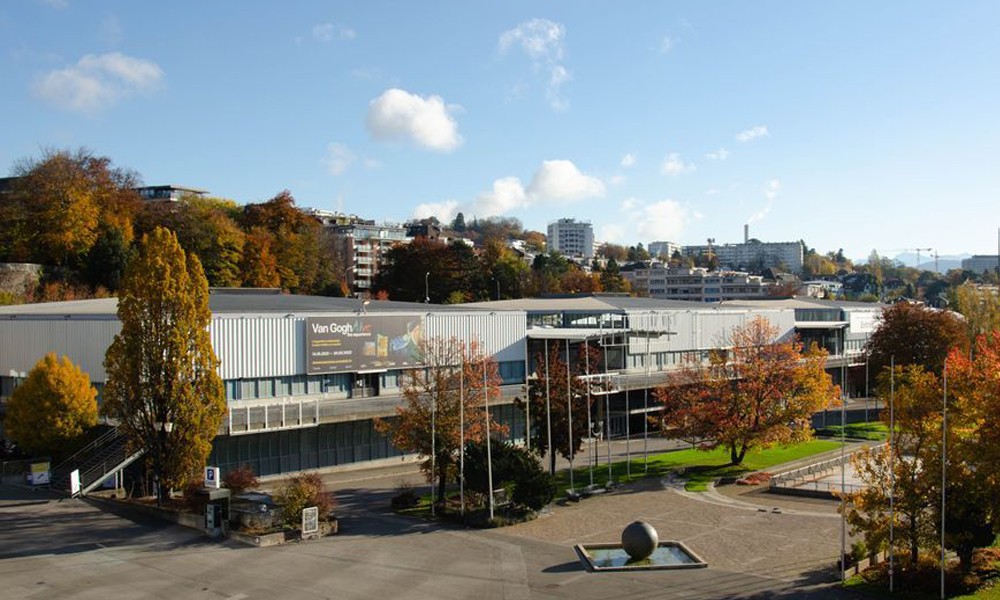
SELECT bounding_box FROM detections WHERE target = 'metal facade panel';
[211,316,301,380]
[626,307,796,353]
[0,319,120,382]
[424,311,526,362]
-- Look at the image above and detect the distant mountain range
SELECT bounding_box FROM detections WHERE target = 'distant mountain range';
[891,252,971,273]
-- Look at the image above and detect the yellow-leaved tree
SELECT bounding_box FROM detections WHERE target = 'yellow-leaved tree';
[4,353,98,459]
[102,227,225,502]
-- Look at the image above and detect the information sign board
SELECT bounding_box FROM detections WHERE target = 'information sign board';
[305,316,423,374]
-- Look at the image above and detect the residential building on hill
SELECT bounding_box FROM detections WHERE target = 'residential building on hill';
[683,239,804,273]
[134,185,208,202]
[622,263,770,302]
[329,218,409,295]
[961,255,1000,275]
[648,241,680,260]
[547,218,594,259]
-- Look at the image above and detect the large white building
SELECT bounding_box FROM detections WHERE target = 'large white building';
[0,290,880,490]
[547,218,594,259]
[961,255,1000,275]
[623,264,770,302]
[683,239,805,273]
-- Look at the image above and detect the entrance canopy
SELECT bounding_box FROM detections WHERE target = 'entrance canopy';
[526,327,618,341]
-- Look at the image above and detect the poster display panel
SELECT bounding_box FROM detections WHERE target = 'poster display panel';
[306,315,423,374]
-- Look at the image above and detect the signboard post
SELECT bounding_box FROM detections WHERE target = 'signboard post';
[204,466,220,489]
[302,506,319,537]
[305,316,424,374]
[29,462,50,486]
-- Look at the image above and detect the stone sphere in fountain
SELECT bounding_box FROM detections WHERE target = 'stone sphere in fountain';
[621,521,659,560]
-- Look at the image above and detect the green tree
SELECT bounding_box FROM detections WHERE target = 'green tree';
[140,196,246,287]
[519,342,599,474]
[657,316,839,465]
[951,283,1000,349]
[102,227,225,502]
[4,353,98,459]
[2,148,140,267]
[240,227,281,288]
[845,366,943,569]
[865,302,968,377]
[241,191,333,293]
[375,338,505,504]
[375,237,481,303]
[463,439,555,511]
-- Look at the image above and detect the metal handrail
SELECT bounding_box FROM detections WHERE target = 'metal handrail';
[52,427,120,474]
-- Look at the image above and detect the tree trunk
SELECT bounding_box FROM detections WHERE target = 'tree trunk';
[549,449,556,476]
[436,457,448,505]
[730,443,747,465]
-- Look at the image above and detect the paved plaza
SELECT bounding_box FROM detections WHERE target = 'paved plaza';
[0,454,867,600]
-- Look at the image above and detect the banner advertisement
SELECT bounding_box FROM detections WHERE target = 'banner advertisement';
[306,315,423,374]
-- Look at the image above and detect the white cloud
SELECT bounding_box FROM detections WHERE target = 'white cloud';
[32,52,164,113]
[600,224,626,244]
[705,148,729,160]
[466,159,604,218]
[412,200,460,223]
[366,88,463,152]
[660,36,676,53]
[619,197,641,213]
[748,179,781,224]
[636,199,691,241]
[498,18,570,111]
[736,125,769,142]
[608,175,626,185]
[499,18,565,60]
[661,153,695,176]
[764,179,781,200]
[472,176,528,216]
[312,22,355,42]
[705,187,720,196]
[620,153,636,168]
[322,142,355,176]
[527,160,605,202]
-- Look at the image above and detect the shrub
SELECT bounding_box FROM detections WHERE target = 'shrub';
[223,464,258,495]
[273,473,336,527]
[182,477,208,513]
[390,482,420,509]
[736,471,773,486]
[464,440,555,511]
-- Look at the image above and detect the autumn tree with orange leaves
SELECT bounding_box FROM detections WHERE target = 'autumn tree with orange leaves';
[657,316,840,465]
[375,337,505,505]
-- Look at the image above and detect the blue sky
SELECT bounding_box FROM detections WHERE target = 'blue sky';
[3,1,999,261]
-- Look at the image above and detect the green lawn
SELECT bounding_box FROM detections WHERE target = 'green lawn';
[815,422,888,441]
[846,575,1000,599]
[555,438,843,493]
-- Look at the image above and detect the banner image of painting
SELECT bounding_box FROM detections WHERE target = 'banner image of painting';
[306,316,424,374]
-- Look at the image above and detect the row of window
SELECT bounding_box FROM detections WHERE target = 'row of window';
[224,362,525,403]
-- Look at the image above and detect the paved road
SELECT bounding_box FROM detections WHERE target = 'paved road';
[1,453,869,600]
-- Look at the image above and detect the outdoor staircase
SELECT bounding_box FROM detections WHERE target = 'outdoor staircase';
[51,426,144,496]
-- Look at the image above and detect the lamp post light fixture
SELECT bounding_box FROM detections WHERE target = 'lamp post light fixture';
[153,420,173,507]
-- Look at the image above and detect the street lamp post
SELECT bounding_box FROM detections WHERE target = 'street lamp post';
[425,272,430,304]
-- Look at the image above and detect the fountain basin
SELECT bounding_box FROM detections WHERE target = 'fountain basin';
[575,541,708,572]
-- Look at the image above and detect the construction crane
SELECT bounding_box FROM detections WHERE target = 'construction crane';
[902,247,932,270]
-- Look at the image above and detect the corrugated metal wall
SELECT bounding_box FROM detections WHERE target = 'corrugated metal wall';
[0,319,120,380]
[625,307,797,354]
[0,310,528,384]
[424,311,526,363]
[211,316,303,380]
